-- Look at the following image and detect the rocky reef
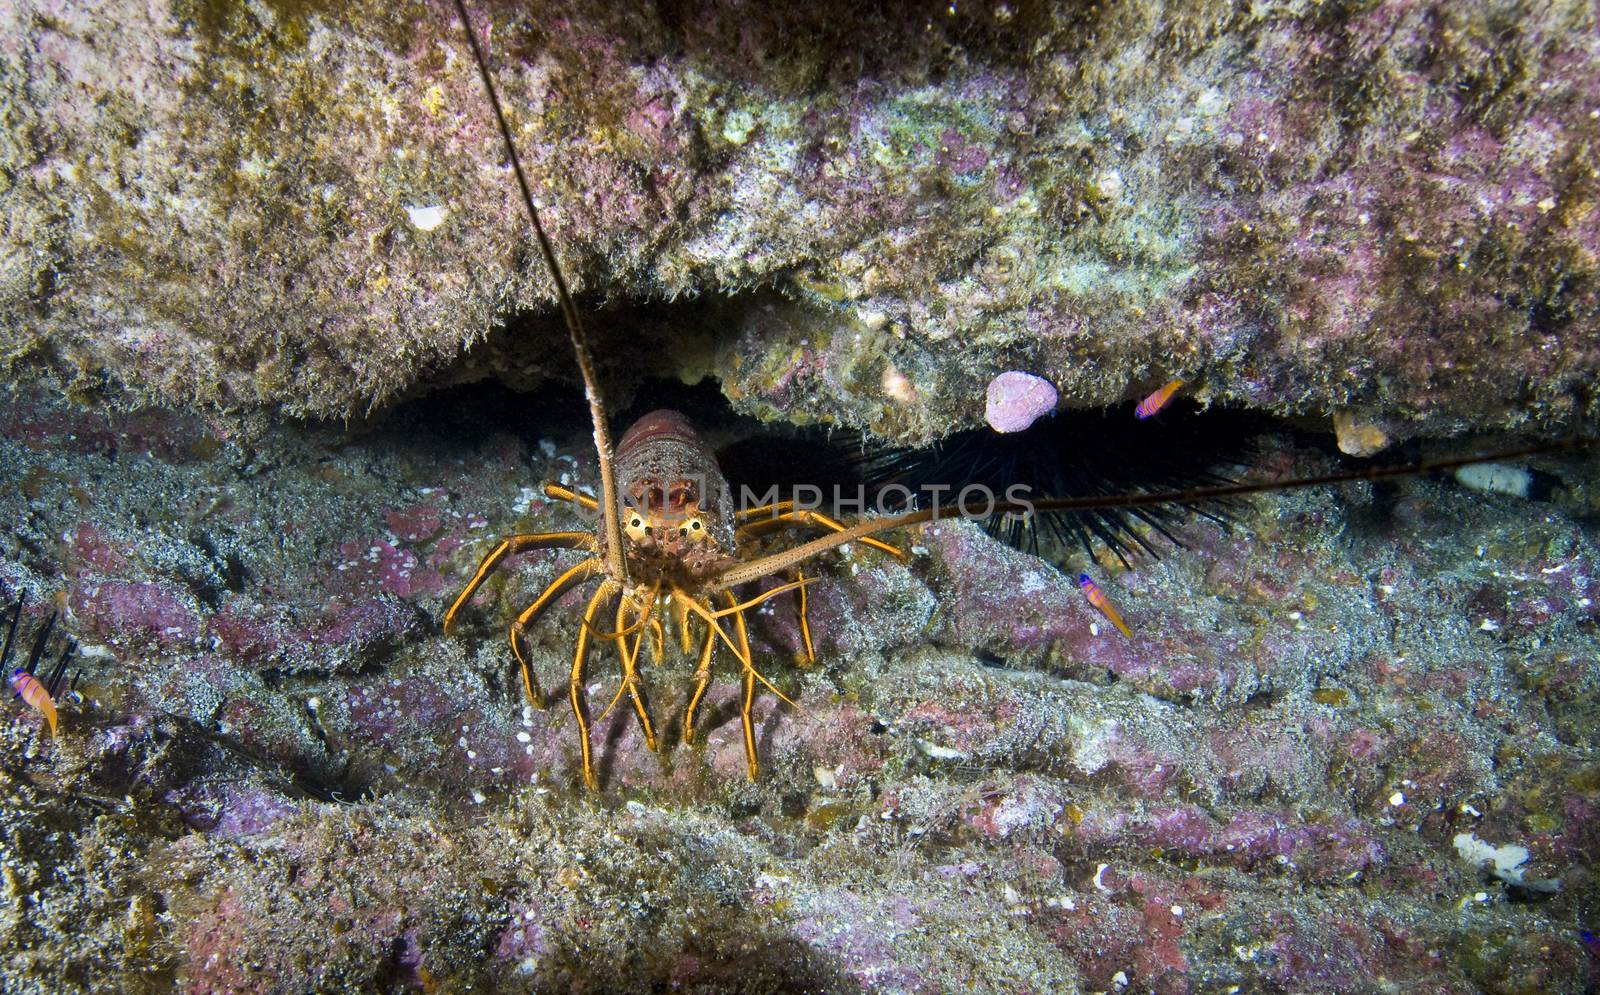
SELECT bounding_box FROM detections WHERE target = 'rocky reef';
[4,0,1600,992]
[1,381,1597,993]
[1,0,1598,440]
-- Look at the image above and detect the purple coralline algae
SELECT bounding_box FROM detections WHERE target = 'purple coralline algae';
[984,371,1059,433]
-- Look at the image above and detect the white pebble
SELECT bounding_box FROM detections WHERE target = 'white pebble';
[1455,463,1532,499]
[1092,863,1112,893]
[405,204,448,231]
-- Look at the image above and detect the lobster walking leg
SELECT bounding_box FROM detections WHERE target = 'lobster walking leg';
[612,595,658,751]
[795,565,814,664]
[443,532,596,635]
[570,580,620,790]
[738,507,906,559]
[682,620,719,746]
[508,558,603,706]
[721,590,761,781]
[543,483,599,511]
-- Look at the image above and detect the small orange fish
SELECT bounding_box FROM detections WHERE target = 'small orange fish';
[1078,574,1132,637]
[1135,378,1185,420]
[4,598,72,737]
[11,669,57,736]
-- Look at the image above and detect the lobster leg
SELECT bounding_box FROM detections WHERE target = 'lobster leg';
[738,508,906,560]
[647,616,665,664]
[571,580,620,791]
[671,596,694,656]
[682,618,719,746]
[443,532,596,635]
[708,577,813,617]
[543,483,599,511]
[611,594,658,751]
[674,593,796,707]
[734,499,795,523]
[795,565,814,665]
[508,558,603,707]
[672,590,749,671]
[720,591,761,782]
[594,600,650,723]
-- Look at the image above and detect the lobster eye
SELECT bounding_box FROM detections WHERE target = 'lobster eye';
[625,513,649,541]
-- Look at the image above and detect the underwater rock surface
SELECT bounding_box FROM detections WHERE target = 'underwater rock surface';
[4,0,1600,990]
[0,383,1597,992]
[2,1,1598,439]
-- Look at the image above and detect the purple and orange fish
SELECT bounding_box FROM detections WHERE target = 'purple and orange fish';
[1078,574,1132,637]
[5,596,75,737]
[1135,379,1185,420]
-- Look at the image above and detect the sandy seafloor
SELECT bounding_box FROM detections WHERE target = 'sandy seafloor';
[0,380,1597,994]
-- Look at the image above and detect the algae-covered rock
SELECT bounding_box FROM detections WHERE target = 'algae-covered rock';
[3,382,1599,992]
[1,0,1597,438]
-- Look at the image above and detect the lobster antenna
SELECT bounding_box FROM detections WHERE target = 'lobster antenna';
[451,0,627,584]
